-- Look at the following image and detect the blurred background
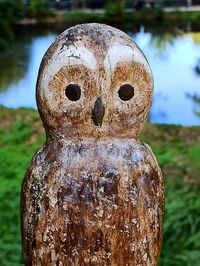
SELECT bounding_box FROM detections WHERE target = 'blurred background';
[0,0,200,265]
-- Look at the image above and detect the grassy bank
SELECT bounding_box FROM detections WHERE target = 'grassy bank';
[0,106,200,265]
[1,7,200,51]
[15,9,200,27]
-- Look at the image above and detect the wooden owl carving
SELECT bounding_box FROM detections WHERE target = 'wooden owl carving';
[21,23,164,266]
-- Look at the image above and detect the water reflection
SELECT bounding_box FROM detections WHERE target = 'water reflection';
[0,33,56,108]
[0,39,30,92]
[0,26,200,125]
[150,32,179,55]
[187,93,200,118]
[190,32,200,45]
[132,28,200,125]
[150,92,168,122]
[194,58,200,76]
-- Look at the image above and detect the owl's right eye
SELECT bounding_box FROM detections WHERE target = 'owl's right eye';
[65,84,81,101]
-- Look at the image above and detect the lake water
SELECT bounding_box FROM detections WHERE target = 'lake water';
[0,25,200,126]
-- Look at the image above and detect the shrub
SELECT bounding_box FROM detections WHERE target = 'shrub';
[105,0,125,18]
[28,0,49,16]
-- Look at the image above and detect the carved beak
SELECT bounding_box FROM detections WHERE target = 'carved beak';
[91,97,105,126]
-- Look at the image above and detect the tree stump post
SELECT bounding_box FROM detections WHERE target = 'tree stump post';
[21,23,164,266]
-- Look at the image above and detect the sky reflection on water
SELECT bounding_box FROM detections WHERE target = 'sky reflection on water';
[0,27,200,126]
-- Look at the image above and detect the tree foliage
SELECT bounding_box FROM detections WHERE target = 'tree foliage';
[105,0,125,17]
[0,0,25,21]
[28,0,49,15]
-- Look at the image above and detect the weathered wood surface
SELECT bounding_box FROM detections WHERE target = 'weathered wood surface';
[21,23,164,266]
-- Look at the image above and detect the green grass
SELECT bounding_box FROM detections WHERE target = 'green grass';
[160,178,200,265]
[0,106,200,265]
[0,106,44,265]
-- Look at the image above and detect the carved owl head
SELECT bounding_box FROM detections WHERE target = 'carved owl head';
[36,23,153,140]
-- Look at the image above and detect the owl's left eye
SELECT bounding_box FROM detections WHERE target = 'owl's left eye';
[65,84,81,101]
[118,84,134,101]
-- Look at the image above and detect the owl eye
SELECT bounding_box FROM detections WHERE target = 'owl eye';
[118,84,134,101]
[65,84,81,101]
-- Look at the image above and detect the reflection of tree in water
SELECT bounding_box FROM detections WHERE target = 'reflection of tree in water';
[149,92,168,123]
[194,58,200,76]
[181,31,200,120]
[128,22,187,54]
[0,25,58,92]
[0,40,30,91]
[140,22,200,55]
[150,29,182,54]
[186,93,200,117]
[189,32,200,45]
[135,22,184,55]
[0,27,32,92]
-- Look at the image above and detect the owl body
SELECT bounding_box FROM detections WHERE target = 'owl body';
[22,139,163,266]
[21,23,164,266]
